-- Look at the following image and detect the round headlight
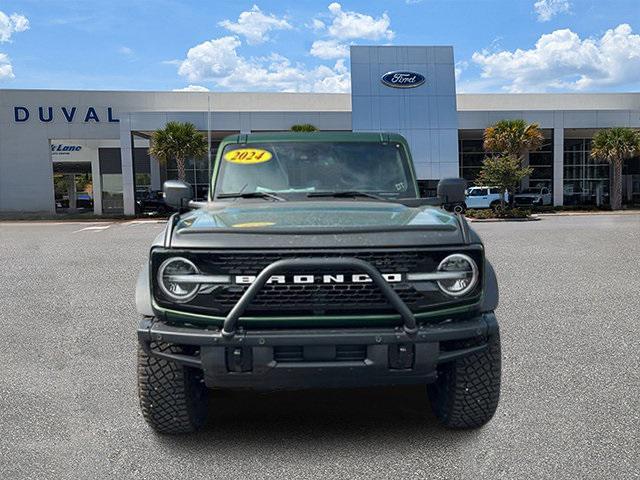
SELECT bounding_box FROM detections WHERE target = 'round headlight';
[157,257,200,302]
[436,254,479,297]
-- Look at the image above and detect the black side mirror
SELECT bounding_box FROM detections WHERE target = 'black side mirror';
[437,178,467,209]
[163,180,193,210]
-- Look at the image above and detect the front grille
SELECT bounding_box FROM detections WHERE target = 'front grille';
[214,283,424,314]
[204,251,423,275]
[153,248,483,317]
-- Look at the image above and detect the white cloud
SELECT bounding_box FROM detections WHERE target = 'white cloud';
[454,60,468,81]
[173,85,210,92]
[325,3,394,41]
[310,39,349,60]
[309,19,326,32]
[308,3,394,59]
[177,36,350,92]
[178,36,243,81]
[533,0,570,22]
[471,24,640,92]
[118,46,134,56]
[0,11,29,42]
[0,11,28,81]
[219,5,291,45]
[0,52,14,80]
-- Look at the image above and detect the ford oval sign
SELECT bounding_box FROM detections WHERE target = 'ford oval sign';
[381,71,426,89]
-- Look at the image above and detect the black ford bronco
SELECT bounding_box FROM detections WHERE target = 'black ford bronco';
[136,132,501,433]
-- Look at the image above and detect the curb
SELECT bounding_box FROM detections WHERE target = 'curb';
[0,216,169,223]
[533,211,640,217]
[468,217,540,223]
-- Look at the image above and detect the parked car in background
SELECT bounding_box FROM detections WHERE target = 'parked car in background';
[54,192,93,211]
[465,186,507,210]
[514,187,552,207]
[136,190,175,215]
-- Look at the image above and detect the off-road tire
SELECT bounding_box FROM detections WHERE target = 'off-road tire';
[137,343,208,434]
[428,331,501,429]
[453,203,466,214]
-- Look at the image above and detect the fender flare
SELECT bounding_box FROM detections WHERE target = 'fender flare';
[481,259,499,312]
[135,267,155,317]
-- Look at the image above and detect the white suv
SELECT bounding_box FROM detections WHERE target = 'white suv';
[465,186,507,209]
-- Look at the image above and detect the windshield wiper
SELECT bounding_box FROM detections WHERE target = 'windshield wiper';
[217,191,286,202]
[307,190,387,201]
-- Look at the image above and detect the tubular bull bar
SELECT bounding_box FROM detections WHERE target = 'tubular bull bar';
[220,257,419,338]
[139,256,496,388]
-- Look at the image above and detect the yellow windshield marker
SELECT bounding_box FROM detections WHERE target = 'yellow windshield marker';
[232,221,275,228]
[224,148,272,164]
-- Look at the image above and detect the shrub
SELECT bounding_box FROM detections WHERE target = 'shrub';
[466,207,532,220]
[290,124,318,132]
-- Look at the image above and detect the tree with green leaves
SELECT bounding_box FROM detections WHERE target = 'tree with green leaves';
[149,121,208,182]
[476,156,533,209]
[482,119,544,207]
[590,127,640,210]
[483,119,544,160]
[290,124,318,132]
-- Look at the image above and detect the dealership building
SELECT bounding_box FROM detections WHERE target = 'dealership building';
[1,45,639,216]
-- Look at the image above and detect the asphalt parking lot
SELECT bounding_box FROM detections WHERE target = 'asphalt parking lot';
[0,214,638,479]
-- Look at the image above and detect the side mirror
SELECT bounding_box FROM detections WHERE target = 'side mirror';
[163,180,193,210]
[437,178,467,206]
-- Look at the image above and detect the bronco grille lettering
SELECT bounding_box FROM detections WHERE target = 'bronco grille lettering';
[234,273,403,285]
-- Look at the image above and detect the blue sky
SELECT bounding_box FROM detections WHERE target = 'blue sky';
[0,0,638,93]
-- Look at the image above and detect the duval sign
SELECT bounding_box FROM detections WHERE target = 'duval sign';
[380,71,426,89]
[13,106,120,123]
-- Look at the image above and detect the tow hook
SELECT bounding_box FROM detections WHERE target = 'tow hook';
[389,343,414,370]
[226,346,253,372]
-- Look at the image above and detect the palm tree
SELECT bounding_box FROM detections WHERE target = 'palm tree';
[483,119,544,160]
[590,127,640,210]
[149,121,208,182]
[290,124,318,132]
[483,119,544,207]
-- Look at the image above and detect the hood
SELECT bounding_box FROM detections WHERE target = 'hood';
[167,200,468,249]
[176,200,458,231]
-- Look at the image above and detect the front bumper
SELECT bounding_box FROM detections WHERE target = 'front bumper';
[137,313,498,390]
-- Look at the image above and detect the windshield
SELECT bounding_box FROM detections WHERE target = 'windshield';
[214,141,418,200]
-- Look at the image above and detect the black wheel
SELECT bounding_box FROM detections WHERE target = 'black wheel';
[428,330,501,429]
[453,203,466,214]
[137,343,208,434]
[490,201,502,211]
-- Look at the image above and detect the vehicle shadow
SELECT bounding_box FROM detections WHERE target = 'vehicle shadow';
[153,386,480,452]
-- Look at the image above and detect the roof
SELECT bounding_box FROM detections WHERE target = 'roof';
[220,131,408,143]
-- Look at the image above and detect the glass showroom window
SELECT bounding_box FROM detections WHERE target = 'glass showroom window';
[459,132,553,194]
[528,136,553,191]
[564,138,610,206]
[166,156,210,201]
[459,138,489,183]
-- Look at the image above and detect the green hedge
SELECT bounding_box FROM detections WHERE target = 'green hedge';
[466,208,532,219]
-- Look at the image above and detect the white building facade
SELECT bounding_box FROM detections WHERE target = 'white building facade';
[0,45,638,216]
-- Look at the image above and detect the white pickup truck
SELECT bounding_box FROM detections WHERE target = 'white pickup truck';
[465,186,507,210]
[514,187,552,206]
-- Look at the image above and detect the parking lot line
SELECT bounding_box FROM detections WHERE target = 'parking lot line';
[72,224,112,233]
